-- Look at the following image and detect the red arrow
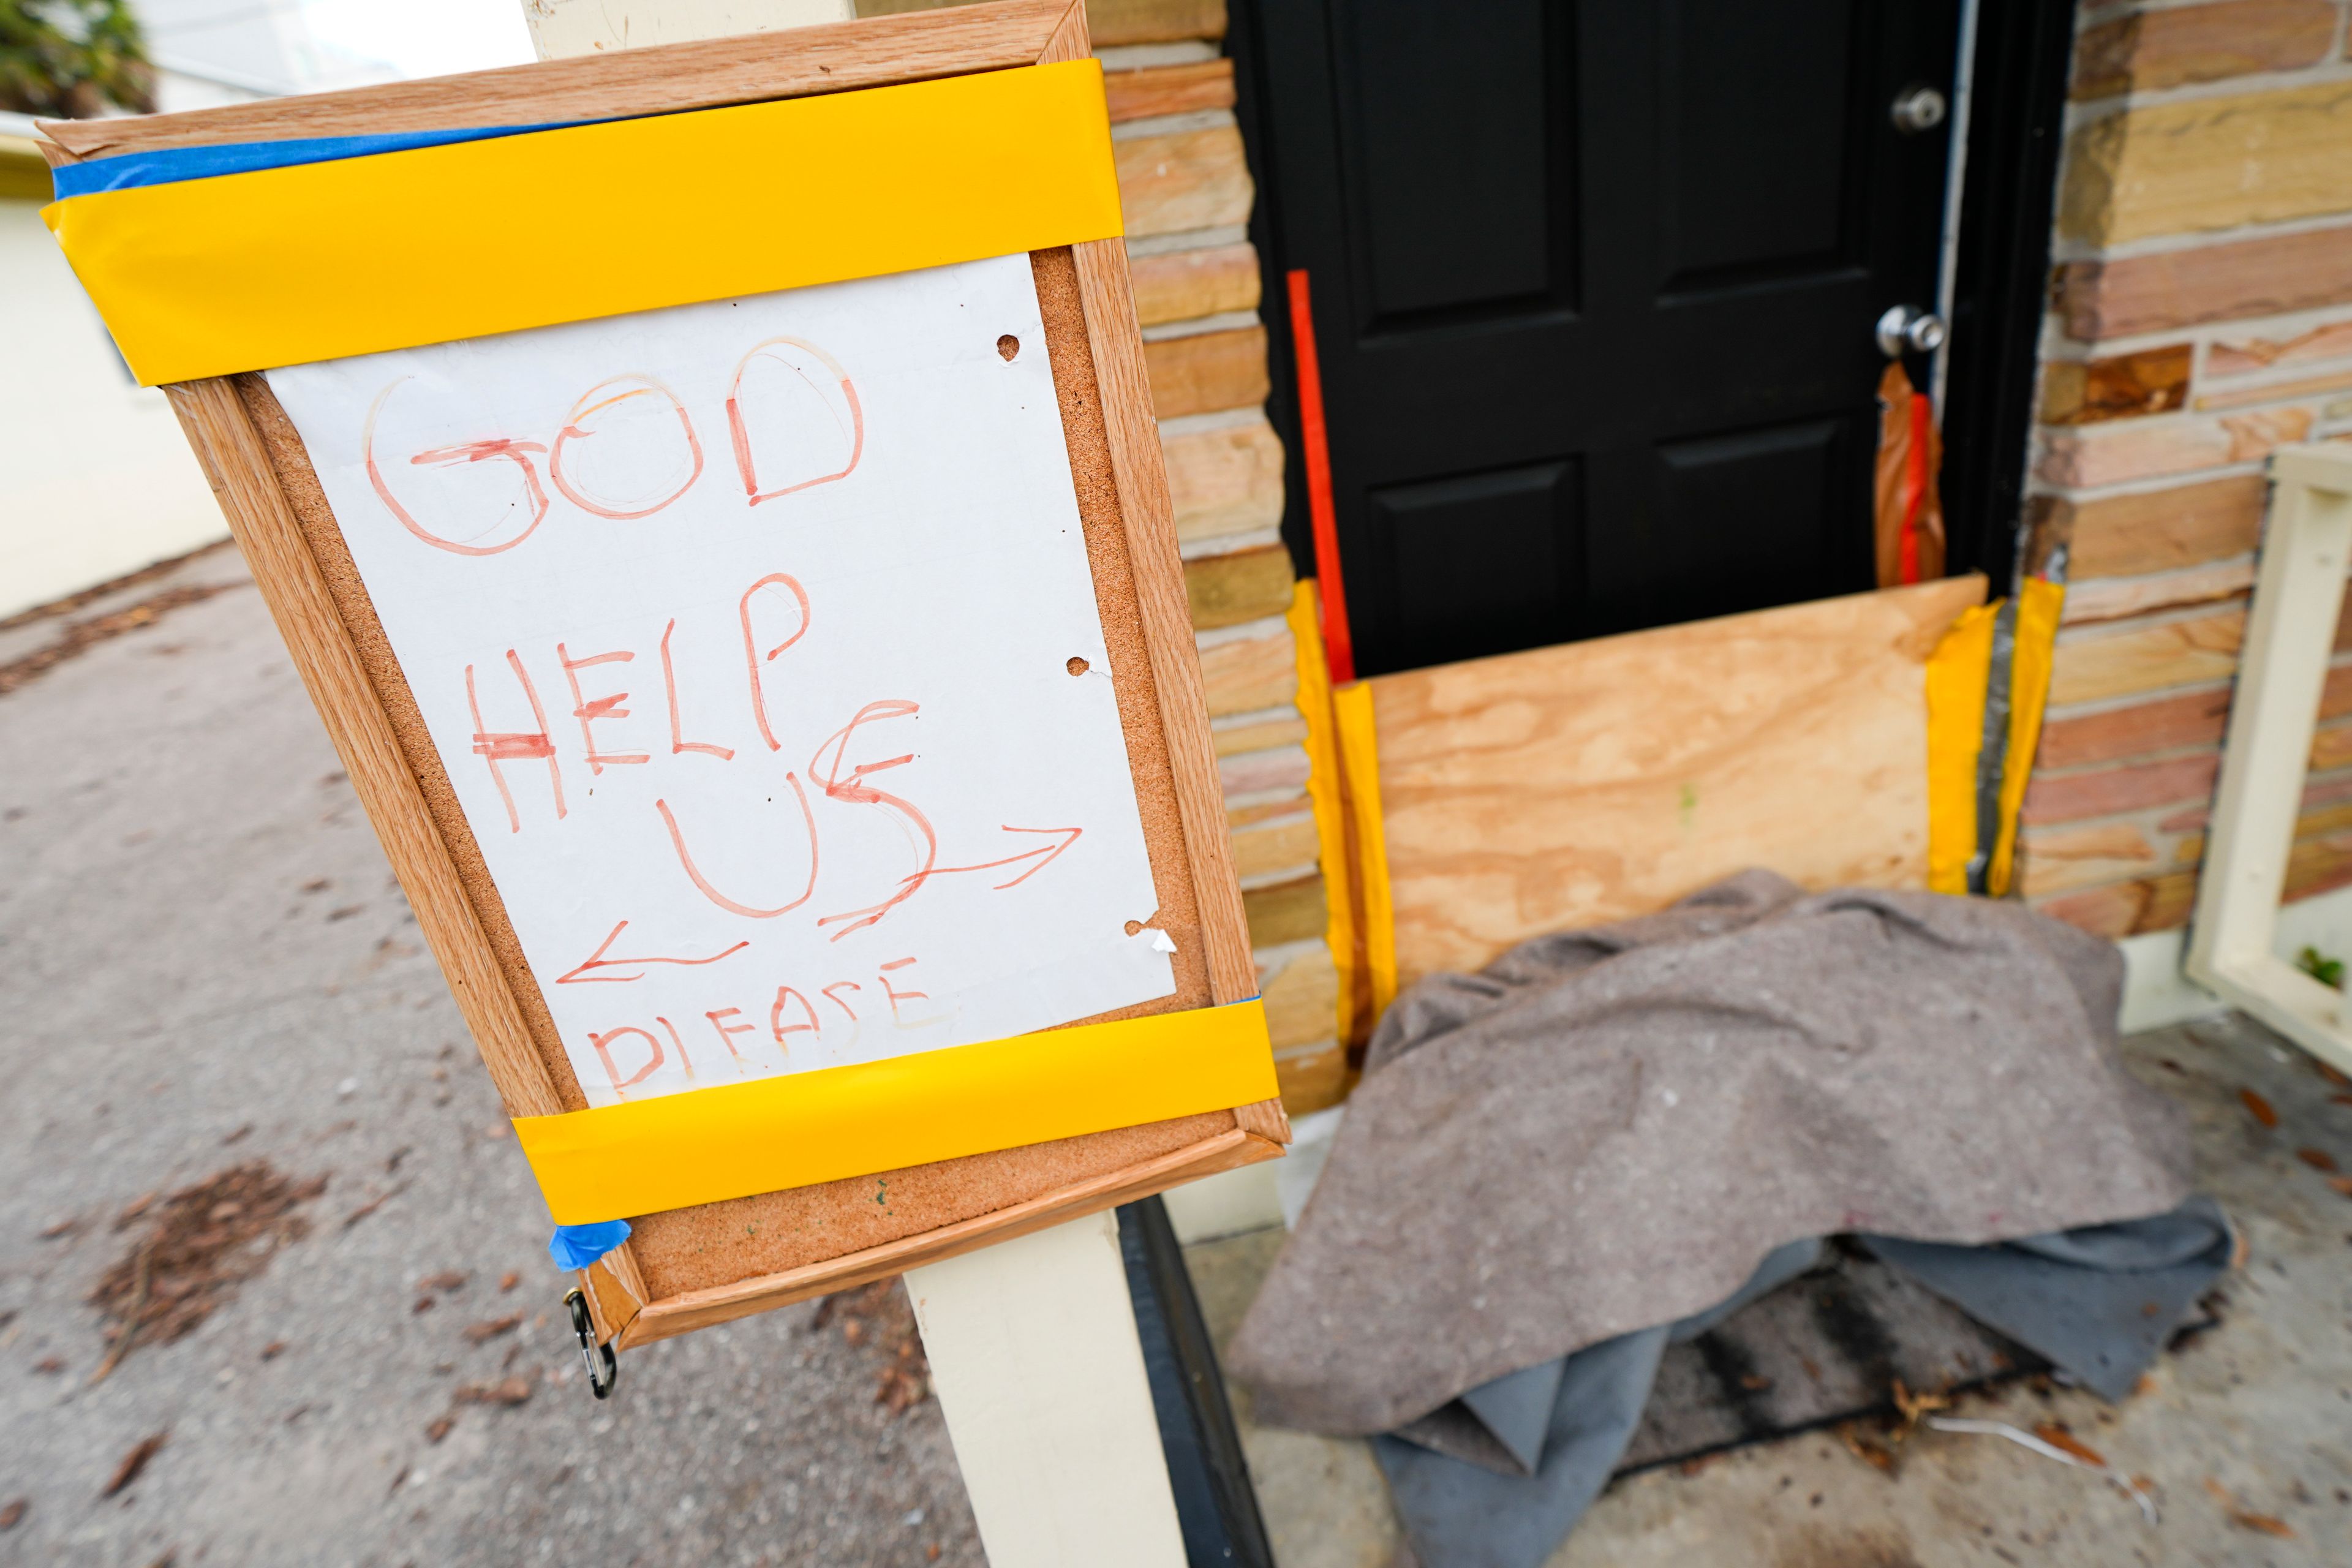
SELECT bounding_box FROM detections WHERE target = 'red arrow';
[903,824,1083,893]
[556,919,750,984]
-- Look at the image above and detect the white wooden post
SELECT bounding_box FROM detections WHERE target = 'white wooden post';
[520,7,1193,1562]
[907,1212,1189,1566]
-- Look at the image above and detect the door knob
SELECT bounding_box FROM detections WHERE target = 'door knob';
[1876,304,1946,358]
[1890,84,1947,135]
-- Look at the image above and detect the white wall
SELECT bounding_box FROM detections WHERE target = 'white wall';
[1,198,227,619]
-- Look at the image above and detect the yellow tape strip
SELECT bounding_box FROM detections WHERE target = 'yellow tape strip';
[513,998,1276,1226]
[1332,680,1396,1023]
[1990,578,2065,897]
[1288,581,1358,1045]
[45,61,1122,386]
[1925,600,1998,895]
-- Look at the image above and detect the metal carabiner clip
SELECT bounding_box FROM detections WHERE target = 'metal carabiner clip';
[564,1287,618,1401]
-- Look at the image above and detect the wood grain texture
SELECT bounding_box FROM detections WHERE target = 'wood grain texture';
[1198,623,1297,715]
[1142,323,1270,418]
[151,9,1284,1341]
[1183,541,1294,628]
[1371,578,1985,990]
[1105,58,1233,122]
[617,1125,1279,1345]
[2033,475,2269,581]
[37,0,1067,160]
[2073,0,2335,100]
[164,380,565,1121]
[1060,147,1256,1000]
[1130,240,1261,326]
[2054,222,2352,342]
[1164,410,1283,543]
[1115,124,1254,236]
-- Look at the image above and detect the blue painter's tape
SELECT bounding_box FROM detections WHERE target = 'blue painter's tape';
[48,122,588,198]
[548,1219,633,1271]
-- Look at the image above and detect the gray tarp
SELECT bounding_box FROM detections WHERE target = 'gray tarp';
[1227,871,2197,1436]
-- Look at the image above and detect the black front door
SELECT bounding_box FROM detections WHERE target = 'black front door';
[1245,0,1959,676]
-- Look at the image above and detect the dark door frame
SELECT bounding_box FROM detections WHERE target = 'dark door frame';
[1227,0,2080,619]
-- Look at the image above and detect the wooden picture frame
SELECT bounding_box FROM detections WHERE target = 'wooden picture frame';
[2186,442,2352,1077]
[43,0,1286,1349]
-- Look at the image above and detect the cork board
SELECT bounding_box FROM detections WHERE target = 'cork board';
[97,1,1283,1349]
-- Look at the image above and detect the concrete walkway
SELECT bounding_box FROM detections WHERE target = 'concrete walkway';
[1,548,981,1567]
[11,544,2352,1567]
[1186,1009,2352,1567]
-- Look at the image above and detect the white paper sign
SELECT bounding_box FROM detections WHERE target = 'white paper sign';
[269,254,1173,1108]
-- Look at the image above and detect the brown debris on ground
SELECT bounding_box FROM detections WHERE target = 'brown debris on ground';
[810,1278,931,1415]
[2204,1476,2296,1537]
[87,1161,326,1381]
[102,1431,168,1497]
[0,582,243,699]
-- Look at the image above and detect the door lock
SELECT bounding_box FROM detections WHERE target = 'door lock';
[1876,304,1946,358]
[1890,84,1947,134]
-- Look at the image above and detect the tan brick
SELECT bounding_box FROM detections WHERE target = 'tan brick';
[1274,1040,1352,1117]
[1165,414,1284,546]
[1244,872,1326,948]
[1144,324,1270,420]
[2288,829,2352,904]
[1227,791,1309,831]
[2315,720,2352,772]
[1213,714,1307,757]
[2049,608,2246,706]
[2018,821,2162,897]
[1261,941,1339,1049]
[1185,542,1294,630]
[2036,409,2310,488]
[2036,869,2201,938]
[859,0,1227,44]
[1105,58,1234,123]
[2056,222,2352,341]
[1231,810,1319,881]
[2160,745,2352,834]
[2071,486,2262,590]
[2198,364,2352,412]
[2209,317,2352,377]
[2035,475,2267,584]
[2038,685,2234,769]
[2060,557,2255,625]
[1199,625,1298,717]
[2021,752,2220,825]
[1218,743,1311,799]
[1117,124,1254,237]
[2040,344,2192,424]
[1088,0,1226,46]
[2072,0,2336,100]
[1130,241,1261,328]
[2061,81,2352,246]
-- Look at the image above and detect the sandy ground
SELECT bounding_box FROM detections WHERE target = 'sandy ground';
[1187,1014,2352,1568]
[0,548,982,1568]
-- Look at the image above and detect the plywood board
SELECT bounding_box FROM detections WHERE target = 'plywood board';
[86,1,1286,1348]
[1370,577,1985,990]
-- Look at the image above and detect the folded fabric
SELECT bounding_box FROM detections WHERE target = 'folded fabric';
[1374,1205,2230,1568]
[1229,870,2196,1435]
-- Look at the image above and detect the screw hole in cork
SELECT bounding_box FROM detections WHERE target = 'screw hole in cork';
[1066,656,1090,676]
[1124,920,1144,937]
[997,334,1020,361]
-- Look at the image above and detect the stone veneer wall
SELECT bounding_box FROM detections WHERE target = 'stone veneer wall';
[862,0,1345,1110]
[2016,0,2352,938]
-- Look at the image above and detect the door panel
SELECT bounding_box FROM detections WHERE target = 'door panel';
[1659,0,1859,289]
[1346,0,1559,321]
[1255,0,1956,676]
[1370,458,1582,669]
